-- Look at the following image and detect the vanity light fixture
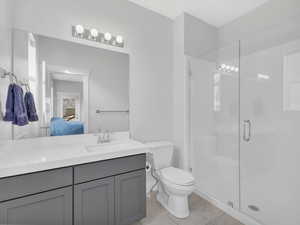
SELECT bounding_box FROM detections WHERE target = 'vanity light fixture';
[217,64,239,73]
[104,32,112,41]
[116,35,124,44]
[72,25,125,48]
[90,28,99,39]
[75,24,84,35]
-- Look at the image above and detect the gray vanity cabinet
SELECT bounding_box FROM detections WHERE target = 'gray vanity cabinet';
[115,170,146,225]
[0,187,72,225]
[74,169,146,225]
[0,154,146,225]
[74,177,115,225]
[74,155,146,225]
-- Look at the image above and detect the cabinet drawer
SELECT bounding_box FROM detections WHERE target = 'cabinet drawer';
[0,168,73,202]
[74,154,146,184]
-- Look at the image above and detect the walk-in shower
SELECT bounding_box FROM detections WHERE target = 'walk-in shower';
[188,24,300,225]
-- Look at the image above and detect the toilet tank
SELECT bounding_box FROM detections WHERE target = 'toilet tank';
[146,141,174,170]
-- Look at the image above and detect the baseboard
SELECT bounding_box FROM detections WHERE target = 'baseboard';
[193,188,262,225]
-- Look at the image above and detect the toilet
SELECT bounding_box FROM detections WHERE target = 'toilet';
[146,142,195,218]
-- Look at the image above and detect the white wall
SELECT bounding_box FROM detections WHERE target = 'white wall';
[0,0,13,140]
[219,0,300,48]
[13,0,173,142]
[172,14,186,168]
[184,13,218,58]
[173,13,218,169]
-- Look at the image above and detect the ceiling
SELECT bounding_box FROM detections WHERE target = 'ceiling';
[128,0,270,27]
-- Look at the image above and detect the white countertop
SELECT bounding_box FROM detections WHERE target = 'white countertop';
[0,133,149,178]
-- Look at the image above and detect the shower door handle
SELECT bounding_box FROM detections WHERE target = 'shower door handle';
[243,120,251,142]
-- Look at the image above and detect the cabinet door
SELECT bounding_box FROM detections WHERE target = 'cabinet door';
[0,187,72,225]
[74,177,114,225]
[115,170,146,225]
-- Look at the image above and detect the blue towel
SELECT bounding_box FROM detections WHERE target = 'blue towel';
[24,92,39,122]
[3,84,15,121]
[50,117,84,136]
[12,84,28,126]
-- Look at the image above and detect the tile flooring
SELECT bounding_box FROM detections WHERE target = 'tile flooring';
[134,193,244,225]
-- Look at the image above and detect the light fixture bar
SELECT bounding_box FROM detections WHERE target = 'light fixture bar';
[72,25,125,48]
[217,63,239,73]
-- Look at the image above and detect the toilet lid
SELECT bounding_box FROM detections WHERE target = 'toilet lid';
[161,167,195,186]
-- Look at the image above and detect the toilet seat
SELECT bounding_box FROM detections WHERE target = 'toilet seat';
[160,167,194,186]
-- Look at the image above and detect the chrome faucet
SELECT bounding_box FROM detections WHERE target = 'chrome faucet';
[97,129,111,144]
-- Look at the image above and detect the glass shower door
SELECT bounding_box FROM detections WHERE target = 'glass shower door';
[189,42,240,208]
[240,30,300,225]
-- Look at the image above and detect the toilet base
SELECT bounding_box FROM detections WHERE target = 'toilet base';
[157,189,190,218]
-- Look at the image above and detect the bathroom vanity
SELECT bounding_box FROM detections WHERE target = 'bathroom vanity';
[0,137,147,225]
[0,24,145,225]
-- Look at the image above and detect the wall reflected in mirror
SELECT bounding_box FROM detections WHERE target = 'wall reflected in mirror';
[8,29,129,139]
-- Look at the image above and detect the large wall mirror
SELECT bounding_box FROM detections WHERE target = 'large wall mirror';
[6,29,129,139]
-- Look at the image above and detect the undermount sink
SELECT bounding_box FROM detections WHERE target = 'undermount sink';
[85,140,147,154]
